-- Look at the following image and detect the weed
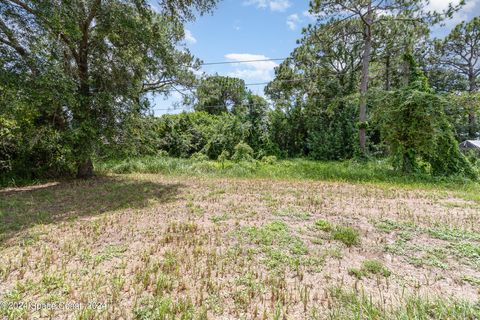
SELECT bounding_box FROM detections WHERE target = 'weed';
[243,221,308,270]
[348,260,391,279]
[314,219,333,232]
[332,226,361,247]
[210,213,230,223]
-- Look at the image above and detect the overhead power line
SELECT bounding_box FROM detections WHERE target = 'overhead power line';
[201,58,286,66]
[159,77,312,94]
[151,101,274,112]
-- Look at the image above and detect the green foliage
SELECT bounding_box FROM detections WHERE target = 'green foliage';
[194,75,247,115]
[261,155,277,164]
[0,0,218,178]
[314,220,333,232]
[375,55,477,178]
[268,105,308,158]
[328,286,480,319]
[332,226,361,247]
[203,114,250,159]
[232,141,254,162]
[445,93,480,141]
[190,152,209,161]
[307,98,358,161]
[217,150,230,169]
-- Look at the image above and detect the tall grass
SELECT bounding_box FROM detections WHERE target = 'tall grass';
[96,156,480,200]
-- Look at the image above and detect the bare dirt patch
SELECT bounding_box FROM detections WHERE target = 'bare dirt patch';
[1,174,479,319]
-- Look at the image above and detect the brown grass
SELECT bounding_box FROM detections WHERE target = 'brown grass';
[0,174,479,319]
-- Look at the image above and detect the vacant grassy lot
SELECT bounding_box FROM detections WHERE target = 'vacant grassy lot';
[1,163,480,319]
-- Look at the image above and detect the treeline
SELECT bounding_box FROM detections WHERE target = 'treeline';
[1,0,480,184]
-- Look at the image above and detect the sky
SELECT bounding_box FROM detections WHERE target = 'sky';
[151,0,480,115]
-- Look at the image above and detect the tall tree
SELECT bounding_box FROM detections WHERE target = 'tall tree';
[435,17,480,138]
[0,0,218,178]
[266,19,364,159]
[194,75,247,115]
[309,0,461,153]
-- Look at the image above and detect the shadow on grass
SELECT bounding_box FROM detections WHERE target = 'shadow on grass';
[0,176,182,245]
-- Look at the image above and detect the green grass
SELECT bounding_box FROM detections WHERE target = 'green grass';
[348,259,392,280]
[96,156,480,202]
[241,221,309,270]
[332,226,361,247]
[327,287,480,320]
[314,219,333,232]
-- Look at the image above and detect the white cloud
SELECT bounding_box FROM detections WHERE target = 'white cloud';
[225,53,278,82]
[244,0,291,12]
[270,0,291,11]
[184,29,197,44]
[428,0,479,32]
[287,13,301,30]
[426,0,463,12]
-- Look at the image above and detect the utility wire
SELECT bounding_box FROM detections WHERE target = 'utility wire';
[151,100,276,112]
[201,58,286,66]
[157,77,312,95]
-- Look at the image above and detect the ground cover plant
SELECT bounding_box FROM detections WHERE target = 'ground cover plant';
[1,166,479,319]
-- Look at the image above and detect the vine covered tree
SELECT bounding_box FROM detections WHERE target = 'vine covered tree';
[309,0,462,153]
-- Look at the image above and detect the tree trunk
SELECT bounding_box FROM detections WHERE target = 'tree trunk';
[385,52,391,91]
[468,73,477,139]
[73,20,95,179]
[359,1,373,153]
[76,158,94,178]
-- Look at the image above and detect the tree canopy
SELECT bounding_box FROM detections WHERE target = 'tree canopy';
[0,0,218,177]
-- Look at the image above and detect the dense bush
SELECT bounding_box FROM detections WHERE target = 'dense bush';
[306,98,357,161]
[232,141,254,162]
[376,55,476,178]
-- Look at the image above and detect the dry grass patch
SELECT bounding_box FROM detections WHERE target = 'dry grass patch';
[0,174,479,319]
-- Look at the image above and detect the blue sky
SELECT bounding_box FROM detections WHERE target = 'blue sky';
[151,0,480,115]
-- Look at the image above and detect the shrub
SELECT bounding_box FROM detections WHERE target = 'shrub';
[232,141,254,162]
[217,150,230,169]
[261,155,277,164]
[190,152,209,161]
[375,54,476,178]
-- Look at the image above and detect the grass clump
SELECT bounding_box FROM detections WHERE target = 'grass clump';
[332,226,361,247]
[313,220,361,246]
[349,260,391,279]
[314,219,333,232]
